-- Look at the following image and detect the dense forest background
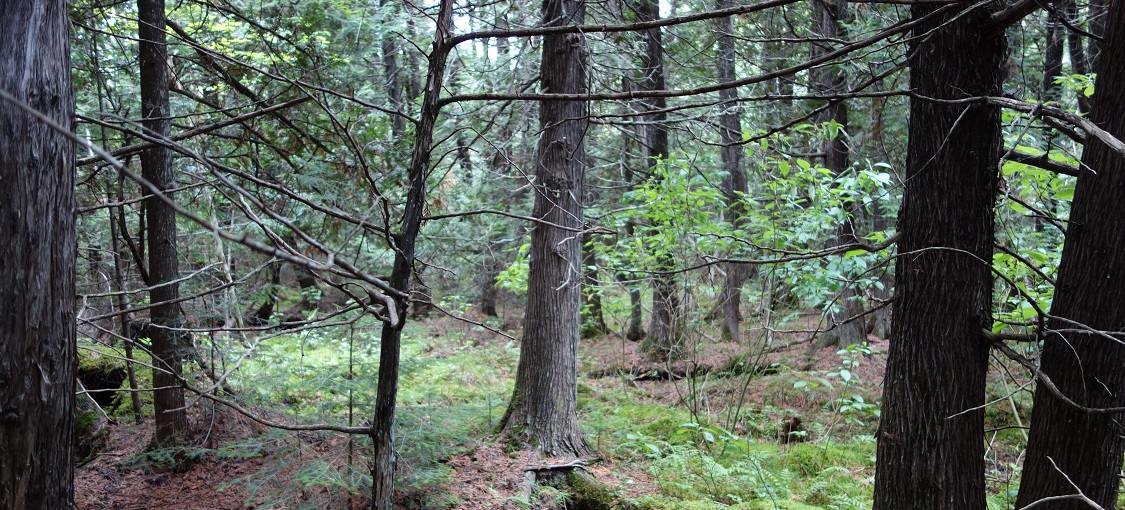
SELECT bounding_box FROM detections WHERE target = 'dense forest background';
[2,0,1124,508]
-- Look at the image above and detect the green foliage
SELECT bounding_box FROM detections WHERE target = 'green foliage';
[496,241,531,296]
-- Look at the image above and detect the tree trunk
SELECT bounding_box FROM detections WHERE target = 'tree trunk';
[580,235,608,338]
[1052,0,1090,114]
[713,0,750,343]
[1087,0,1107,80]
[370,1,454,508]
[1041,8,1065,103]
[498,0,590,457]
[109,195,144,424]
[139,0,190,447]
[0,0,77,506]
[381,0,405,139]
[1015,7,1125,508]
[810,0,865,349]
[637,0,679,358]
[872,4,1004,509]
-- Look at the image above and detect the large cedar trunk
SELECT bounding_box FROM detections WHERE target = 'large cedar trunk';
[498,0,590,457]
[713,0,750,343]
[1015,7,1125,508]
[139,0,190,446]
[872,4,1004,508]
[0,0,77,506]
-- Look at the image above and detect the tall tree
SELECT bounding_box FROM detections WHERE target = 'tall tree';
[713,0,750,343]
[637,0,680,357]
[1041,4,1065,102]
[498,0,590,457]
[1015,5,1125,508]
[810,0,866,348]
[371,0,455,507]
[872,3,1005,508]
[138,0,190,446]
[0,0,77,506]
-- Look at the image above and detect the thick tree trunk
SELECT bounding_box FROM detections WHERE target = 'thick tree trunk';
[139,0,190,447]
[499,0,590,457]
[370,1,454,508]
[1015,7,1125,508]
[872,4,1004,509]
[714,0,750,343]
[0,0,76,507]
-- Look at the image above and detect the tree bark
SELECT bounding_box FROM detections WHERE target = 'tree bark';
[1087,0,1107,80]
[370,1,454,508]
[1054,0,1091,114]
[713,0,750,343]
[810,0,865,349]
[1015,6,1125,508]
[0,0,77,507]
[139,0,190,447]
[872,3,1004,509]
[381,0,405,139]
[580,235,608,338]
[637,0,680,358]
[498,0,590,457]
[1041,7,1065,103]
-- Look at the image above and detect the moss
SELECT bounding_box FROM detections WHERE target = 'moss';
[565,471,623,510]
[78,338,153,419]
[784,442,874,477]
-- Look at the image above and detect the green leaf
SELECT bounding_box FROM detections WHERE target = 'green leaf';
[1055,184,1075,201]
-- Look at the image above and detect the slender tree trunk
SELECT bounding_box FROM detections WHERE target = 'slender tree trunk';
[1041,8,1065,103]
[109,198,144,423]
[1015,7,1125,508]
[868,78,892,339]
[1050,0,1090,114]
[370,1,454,508]
[498,0,590,457]
[478,126,513,318]
[810,0,865,348]
[0,0,76,506]
[637,0,680,358]
[617,74,646,342]
[872,3,1004,509]
[139,0,189,447]
[714,0,750,343]
[1087,0,1107,79]
[580,235,608,338]
[380,0,405,139]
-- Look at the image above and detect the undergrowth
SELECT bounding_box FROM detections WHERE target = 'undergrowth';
[101,310,1035,509]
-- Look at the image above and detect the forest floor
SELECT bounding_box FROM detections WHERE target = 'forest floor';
[73,310,917,510]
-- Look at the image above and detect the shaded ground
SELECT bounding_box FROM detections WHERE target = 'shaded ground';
[75,312,890,509]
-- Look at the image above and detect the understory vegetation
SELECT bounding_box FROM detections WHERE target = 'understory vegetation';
[76,289,1047,508]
